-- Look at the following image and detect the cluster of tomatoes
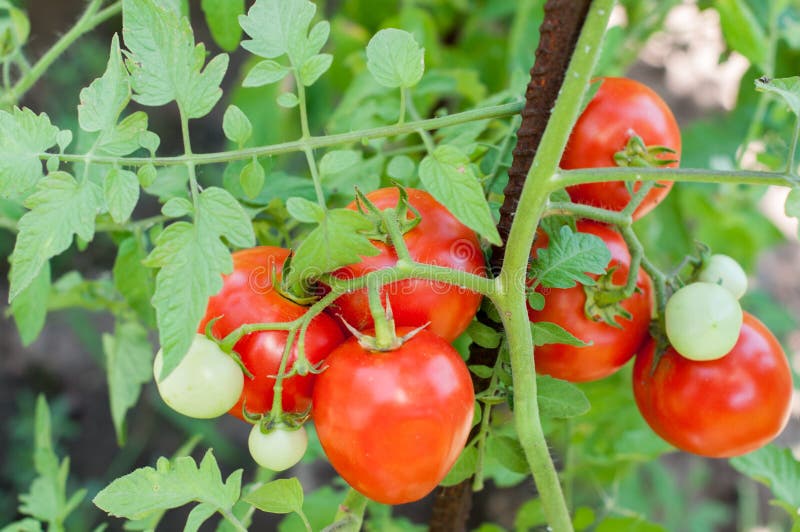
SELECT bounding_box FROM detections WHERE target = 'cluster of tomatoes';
[531,77,794,458]
[152,77,794,508]
[155,187,485,504]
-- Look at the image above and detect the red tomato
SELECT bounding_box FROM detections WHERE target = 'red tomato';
[312,327,475,504]
[561,77,682,220]
[632,312,793,458]
[199,247,345,420]
[328,188,485,342]
[527,221,652,382]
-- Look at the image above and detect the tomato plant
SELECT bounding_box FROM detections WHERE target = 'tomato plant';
[561,77,682,219]
[527,221,653,382]
[633,312,794,458]
[199,247,345,419]
[153,333,244,419]
[329,187,486,342]
[312,327,475,504]
[2,0,799,531]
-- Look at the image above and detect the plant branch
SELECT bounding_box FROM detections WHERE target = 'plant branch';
[553,167,798,189]
[493,1,615,531]
[44,101,524,167]
[2,0,122,106]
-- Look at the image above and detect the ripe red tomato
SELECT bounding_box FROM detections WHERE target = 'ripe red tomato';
[527,221,652,382]
[632,312,793,458]
[328,188,486,342]
[199,247,345,420]
[312,327,475,504]
[561,77,682,220]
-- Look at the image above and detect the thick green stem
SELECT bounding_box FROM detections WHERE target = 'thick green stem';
[219,509,248,532]
[493,1,615,530]
[327,488,368,531]
[268,327,298,419]
[380,207,412,262]
[787,118,800,176]
[2,0,121,106]
[43,101,523,166]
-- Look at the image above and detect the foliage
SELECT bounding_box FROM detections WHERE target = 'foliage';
[0,0,798,530]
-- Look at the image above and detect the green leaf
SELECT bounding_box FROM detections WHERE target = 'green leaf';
[730,444,800,515]
[185,502,217,532]
[16,396,86,528]
[468,364,494,379]
[93,451,242,519]
[138,129,160,156]
[200,0,243,52]
[9,172,100,301]
[0,107,60,197]
[366,28,424,89]
[536,375,590,419]
[243,59,290,87]
[527,291,545,311]
[440,445,478,486]
[239,159,265,199]
[104,167,140,223]
[387,155,415,181]
[242,478,304,514]
[286,196,325,223]
[299,53,332,86]
[77,34,130,134]
[284,208,379,287]
[531,321,589,348]
[222,105,252,146]
[716,0,767,71]
[466,320,501,349]
[162,197,193,218]
[97,111,150,157]
[319,149,361,177]
[419,145,501,245]
[530,225,611,288]
[103,320,153,445]
[515,498,546,531]
[595,516,666,532]
[0,518,43,532]
[113,235,156,326]
[144,187,253,377]
[137,164,157,188]
[10,261,50,346]
[756,76,800,117]
[276,92,299,108]
[122,0,228,118]
[486,434,529,474]
[239,0,327,67]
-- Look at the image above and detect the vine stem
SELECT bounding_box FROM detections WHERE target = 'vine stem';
[41,101,523,166]
[492,1,615,530]
[553,166,798,188]
[2,0,122,106]
[219,509,248,532]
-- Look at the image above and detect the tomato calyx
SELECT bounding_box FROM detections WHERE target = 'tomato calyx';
[340,313,430,352]
[613,133,678,168]
[277,252,324,306]
[354,185,421,242]
[582,267,634,328]
[242,401,311,428]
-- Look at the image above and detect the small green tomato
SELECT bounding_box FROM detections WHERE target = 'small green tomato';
[153,333,243,418]
[697,254,748,299]
[665,282,743,361]
[248,424,308,471]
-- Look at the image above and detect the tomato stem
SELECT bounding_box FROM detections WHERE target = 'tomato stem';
[492,1,615,530]
[330,488,368,530]
[366,277,395,349]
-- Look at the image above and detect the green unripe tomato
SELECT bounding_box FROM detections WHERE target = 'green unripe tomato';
[153,333,243,418]
[248,424,308,471]
[697,254,748,299]
[665,282,743,361]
